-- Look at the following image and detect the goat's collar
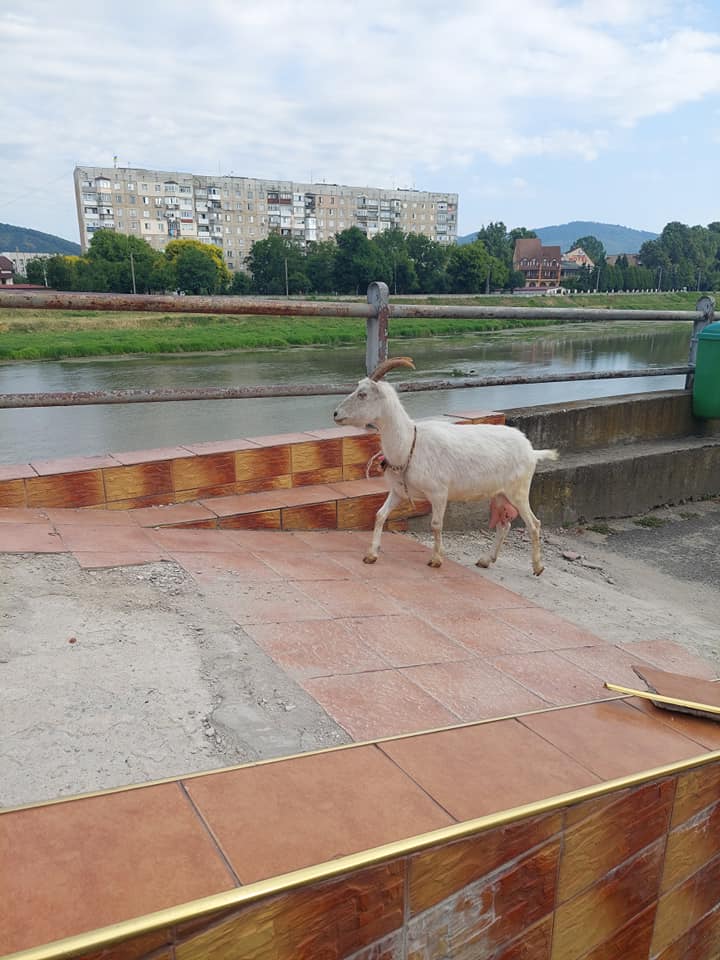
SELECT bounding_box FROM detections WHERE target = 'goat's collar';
[384,425,417,474]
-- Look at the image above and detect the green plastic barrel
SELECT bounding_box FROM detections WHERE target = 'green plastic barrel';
[693,321,720,418]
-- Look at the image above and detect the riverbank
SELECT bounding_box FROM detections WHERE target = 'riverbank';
[0,291,703,361]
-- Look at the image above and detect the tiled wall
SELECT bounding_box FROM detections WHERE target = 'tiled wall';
[0,412,503,515]
[0,430,382,511]
[64,760,720,960]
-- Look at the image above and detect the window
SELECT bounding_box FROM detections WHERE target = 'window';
[140,183,148,190]
[144,222,151,230]
[129,196,136,204]
[117,208,123,217]
[155,184,162,192]
[115,193,122,202]
[127,182,135,191]
[180,185,191,194]
[142,196,149,204]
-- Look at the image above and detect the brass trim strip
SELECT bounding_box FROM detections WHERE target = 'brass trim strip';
[605,683,720,715]
[4,747,720,960]
[0,695,625,817]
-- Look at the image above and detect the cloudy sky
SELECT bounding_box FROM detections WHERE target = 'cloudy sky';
[2,0,720,243]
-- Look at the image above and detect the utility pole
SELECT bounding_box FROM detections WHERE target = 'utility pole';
[284,257,289,298]
[130,252,137,294]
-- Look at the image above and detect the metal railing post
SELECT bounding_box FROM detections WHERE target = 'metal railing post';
[686,296,715,389]
[366,281,389,376]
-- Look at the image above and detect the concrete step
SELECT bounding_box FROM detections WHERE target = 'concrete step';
[532,435,720,526]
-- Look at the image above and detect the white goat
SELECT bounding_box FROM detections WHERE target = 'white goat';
[333,357,558,576]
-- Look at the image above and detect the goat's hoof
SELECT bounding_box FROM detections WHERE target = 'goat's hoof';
[427,558,443,568]
[475,558,491,569]
[363,554,378,565]
[533,565,545,577]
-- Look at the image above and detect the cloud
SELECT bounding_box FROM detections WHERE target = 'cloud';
[1,0,719,238]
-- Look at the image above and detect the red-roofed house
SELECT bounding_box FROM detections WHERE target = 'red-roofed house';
[512,238,562,289]
[0,255,15,285]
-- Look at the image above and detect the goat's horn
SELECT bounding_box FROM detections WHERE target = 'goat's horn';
[369,357,415,381]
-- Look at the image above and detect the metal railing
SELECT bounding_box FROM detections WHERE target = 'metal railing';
[0,285,714,410]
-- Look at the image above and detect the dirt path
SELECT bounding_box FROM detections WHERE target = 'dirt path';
[0,556,347,808]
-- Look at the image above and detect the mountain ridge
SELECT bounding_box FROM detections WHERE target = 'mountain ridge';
[458,220,658,255]
[0,222,81,255]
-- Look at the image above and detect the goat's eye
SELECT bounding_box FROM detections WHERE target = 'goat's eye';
[357,391,367,399]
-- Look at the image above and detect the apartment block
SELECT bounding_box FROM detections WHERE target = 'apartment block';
[74,166,459,270]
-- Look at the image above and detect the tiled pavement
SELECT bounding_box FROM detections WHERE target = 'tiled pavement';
[3,507,720,956]
[1,505,717,742]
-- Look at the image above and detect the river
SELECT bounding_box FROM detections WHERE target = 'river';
[0,322,691,464]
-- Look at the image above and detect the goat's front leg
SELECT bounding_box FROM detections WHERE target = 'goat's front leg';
[364,489,402,563]
[428,493,448,568]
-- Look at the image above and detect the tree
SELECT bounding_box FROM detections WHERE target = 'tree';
[474,222,511,263]
[305,240,337,293]
[509,227,537,244]
[245,234,307,294]
[509,269,526,291]
[25,258,48,285]
[44,255,77,290]
[173,244,223,294]
[230,270,252,294]
[372,229,416,294]
[86,230,163,293]
[333,227,387,294]
[405,233,449,292]
[445,240,491,293]
[164,239,231,291]
[570,235,606,265]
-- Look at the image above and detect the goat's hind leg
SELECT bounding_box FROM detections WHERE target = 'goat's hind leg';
[513,489,545,576]
[364,489,402,564]
[476,520,511,568]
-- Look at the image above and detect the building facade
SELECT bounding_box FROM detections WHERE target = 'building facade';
[1,251,56,278]
[563,246,595,268]
[0,255,14,285]
[512,238,562,288]
[74,166,458,270]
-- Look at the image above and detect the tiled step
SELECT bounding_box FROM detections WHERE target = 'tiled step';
[3,697,720,958]
[128,477,431,531]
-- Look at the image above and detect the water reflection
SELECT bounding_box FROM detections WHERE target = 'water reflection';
[0,323,691,463]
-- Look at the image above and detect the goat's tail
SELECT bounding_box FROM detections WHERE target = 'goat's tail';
[533,448,559,462]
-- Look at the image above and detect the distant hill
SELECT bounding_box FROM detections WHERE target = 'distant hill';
[458,221,658,255]
[532,221,657,255]
[0,222,80,255]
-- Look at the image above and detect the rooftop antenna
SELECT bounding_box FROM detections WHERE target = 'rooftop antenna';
[113,154,118,168]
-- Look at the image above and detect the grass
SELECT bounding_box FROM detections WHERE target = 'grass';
[585,521,617,535]
[0,291,703,362]
[633,515,669,528]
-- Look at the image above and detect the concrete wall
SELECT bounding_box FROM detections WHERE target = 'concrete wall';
[503,389,710,453]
